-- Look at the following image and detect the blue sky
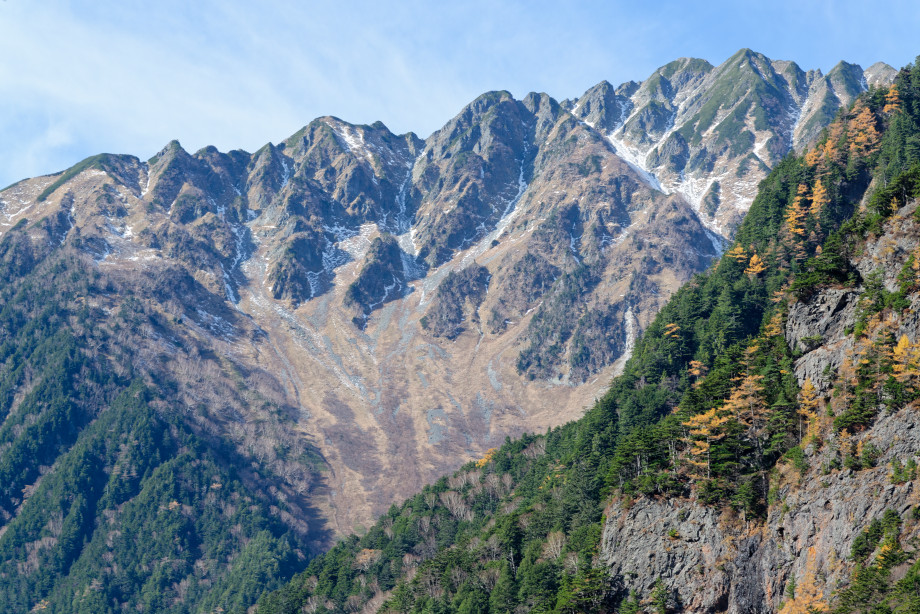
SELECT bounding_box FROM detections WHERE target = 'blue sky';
[2,0,919,188]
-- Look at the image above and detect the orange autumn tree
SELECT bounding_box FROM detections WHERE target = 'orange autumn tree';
[682,408,731,479]
[804,145,823,168]
[810,179,829,216]
[745,253,767,277]
[797,378,819,441]
[726,244,748,263]
[724,370,769,459]
[883,84,901,115]
[822,120,847,166]
[849,103,880,158]
[664,322,681,339]
[786,184,809,236]
[892,334,920,393]
[688,360,708,388]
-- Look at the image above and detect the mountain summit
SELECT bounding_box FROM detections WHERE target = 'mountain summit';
[568,49,896,234]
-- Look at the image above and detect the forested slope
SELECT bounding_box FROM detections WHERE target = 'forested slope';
[0,230,324,612]
[256,59,920,614]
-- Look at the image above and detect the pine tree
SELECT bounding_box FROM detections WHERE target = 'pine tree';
[489,562,517,613]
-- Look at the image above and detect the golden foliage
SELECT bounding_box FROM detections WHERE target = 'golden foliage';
[688,360,708,389]
[744,253,767,276]
[804,146,823,168]
[810,179,828,216]
[778,547,830,613]
[786,185,809,236]
[687,360,707,378]
[798,379,819,440]
[848,103,880,158]
[764,312,785,337]
[664,323,681,339]
[682,408,731,478]
[475,448,499,468]
[892,334,920,387]
[727,244,748,262]
[883,84,901,115]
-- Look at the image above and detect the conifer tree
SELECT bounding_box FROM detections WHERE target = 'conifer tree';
[786,185,809,236]
[797,379,819,441]
[727,244,748,262]
[883,84,901,115]
[810,179,829,216]
[849,104,881,158]
[683,408,731,479]
[744,253,767,277]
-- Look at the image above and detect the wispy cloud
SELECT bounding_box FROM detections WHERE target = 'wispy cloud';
[1,0,918,187]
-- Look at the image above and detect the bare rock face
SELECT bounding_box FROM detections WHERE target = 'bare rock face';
[601,498,758,613]
[601,406,920,613]
[785,289,859,394]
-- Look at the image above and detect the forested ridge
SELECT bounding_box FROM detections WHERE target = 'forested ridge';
[0,224,322,612]
[256,59,920,614]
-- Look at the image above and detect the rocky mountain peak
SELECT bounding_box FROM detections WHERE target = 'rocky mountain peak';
[571,50,896,239]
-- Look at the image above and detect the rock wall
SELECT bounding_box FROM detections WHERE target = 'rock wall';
[601,201,920,612]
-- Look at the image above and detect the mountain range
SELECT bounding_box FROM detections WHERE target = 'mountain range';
[0,49,905,613]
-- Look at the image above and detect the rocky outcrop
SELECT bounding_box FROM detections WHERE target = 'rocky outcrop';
[785,288,859,394]
[344,234,415,328]
[602,404,920,613]
[602,199,920,613]
[421,265,490,339]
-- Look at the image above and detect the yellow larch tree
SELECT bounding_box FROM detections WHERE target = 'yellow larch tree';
[744,253,767,277]
[892,334,920,393]
[778,547,830,614]
[682,408,731,479]
[822,120,846,166]
[725,372,768,456]
[883,84,901,115]
[797,378,819,441]
[726,244,748,263]
[764,311,785,337]
[786,184,809,236]
[475,448,499,468]
[810,179,828,216]
[688,360,708,388]
[804,146,823,168]
[664,322,681,339]
[849,104,880,158]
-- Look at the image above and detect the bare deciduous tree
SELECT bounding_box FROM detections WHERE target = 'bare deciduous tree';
[543,531,566,559]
